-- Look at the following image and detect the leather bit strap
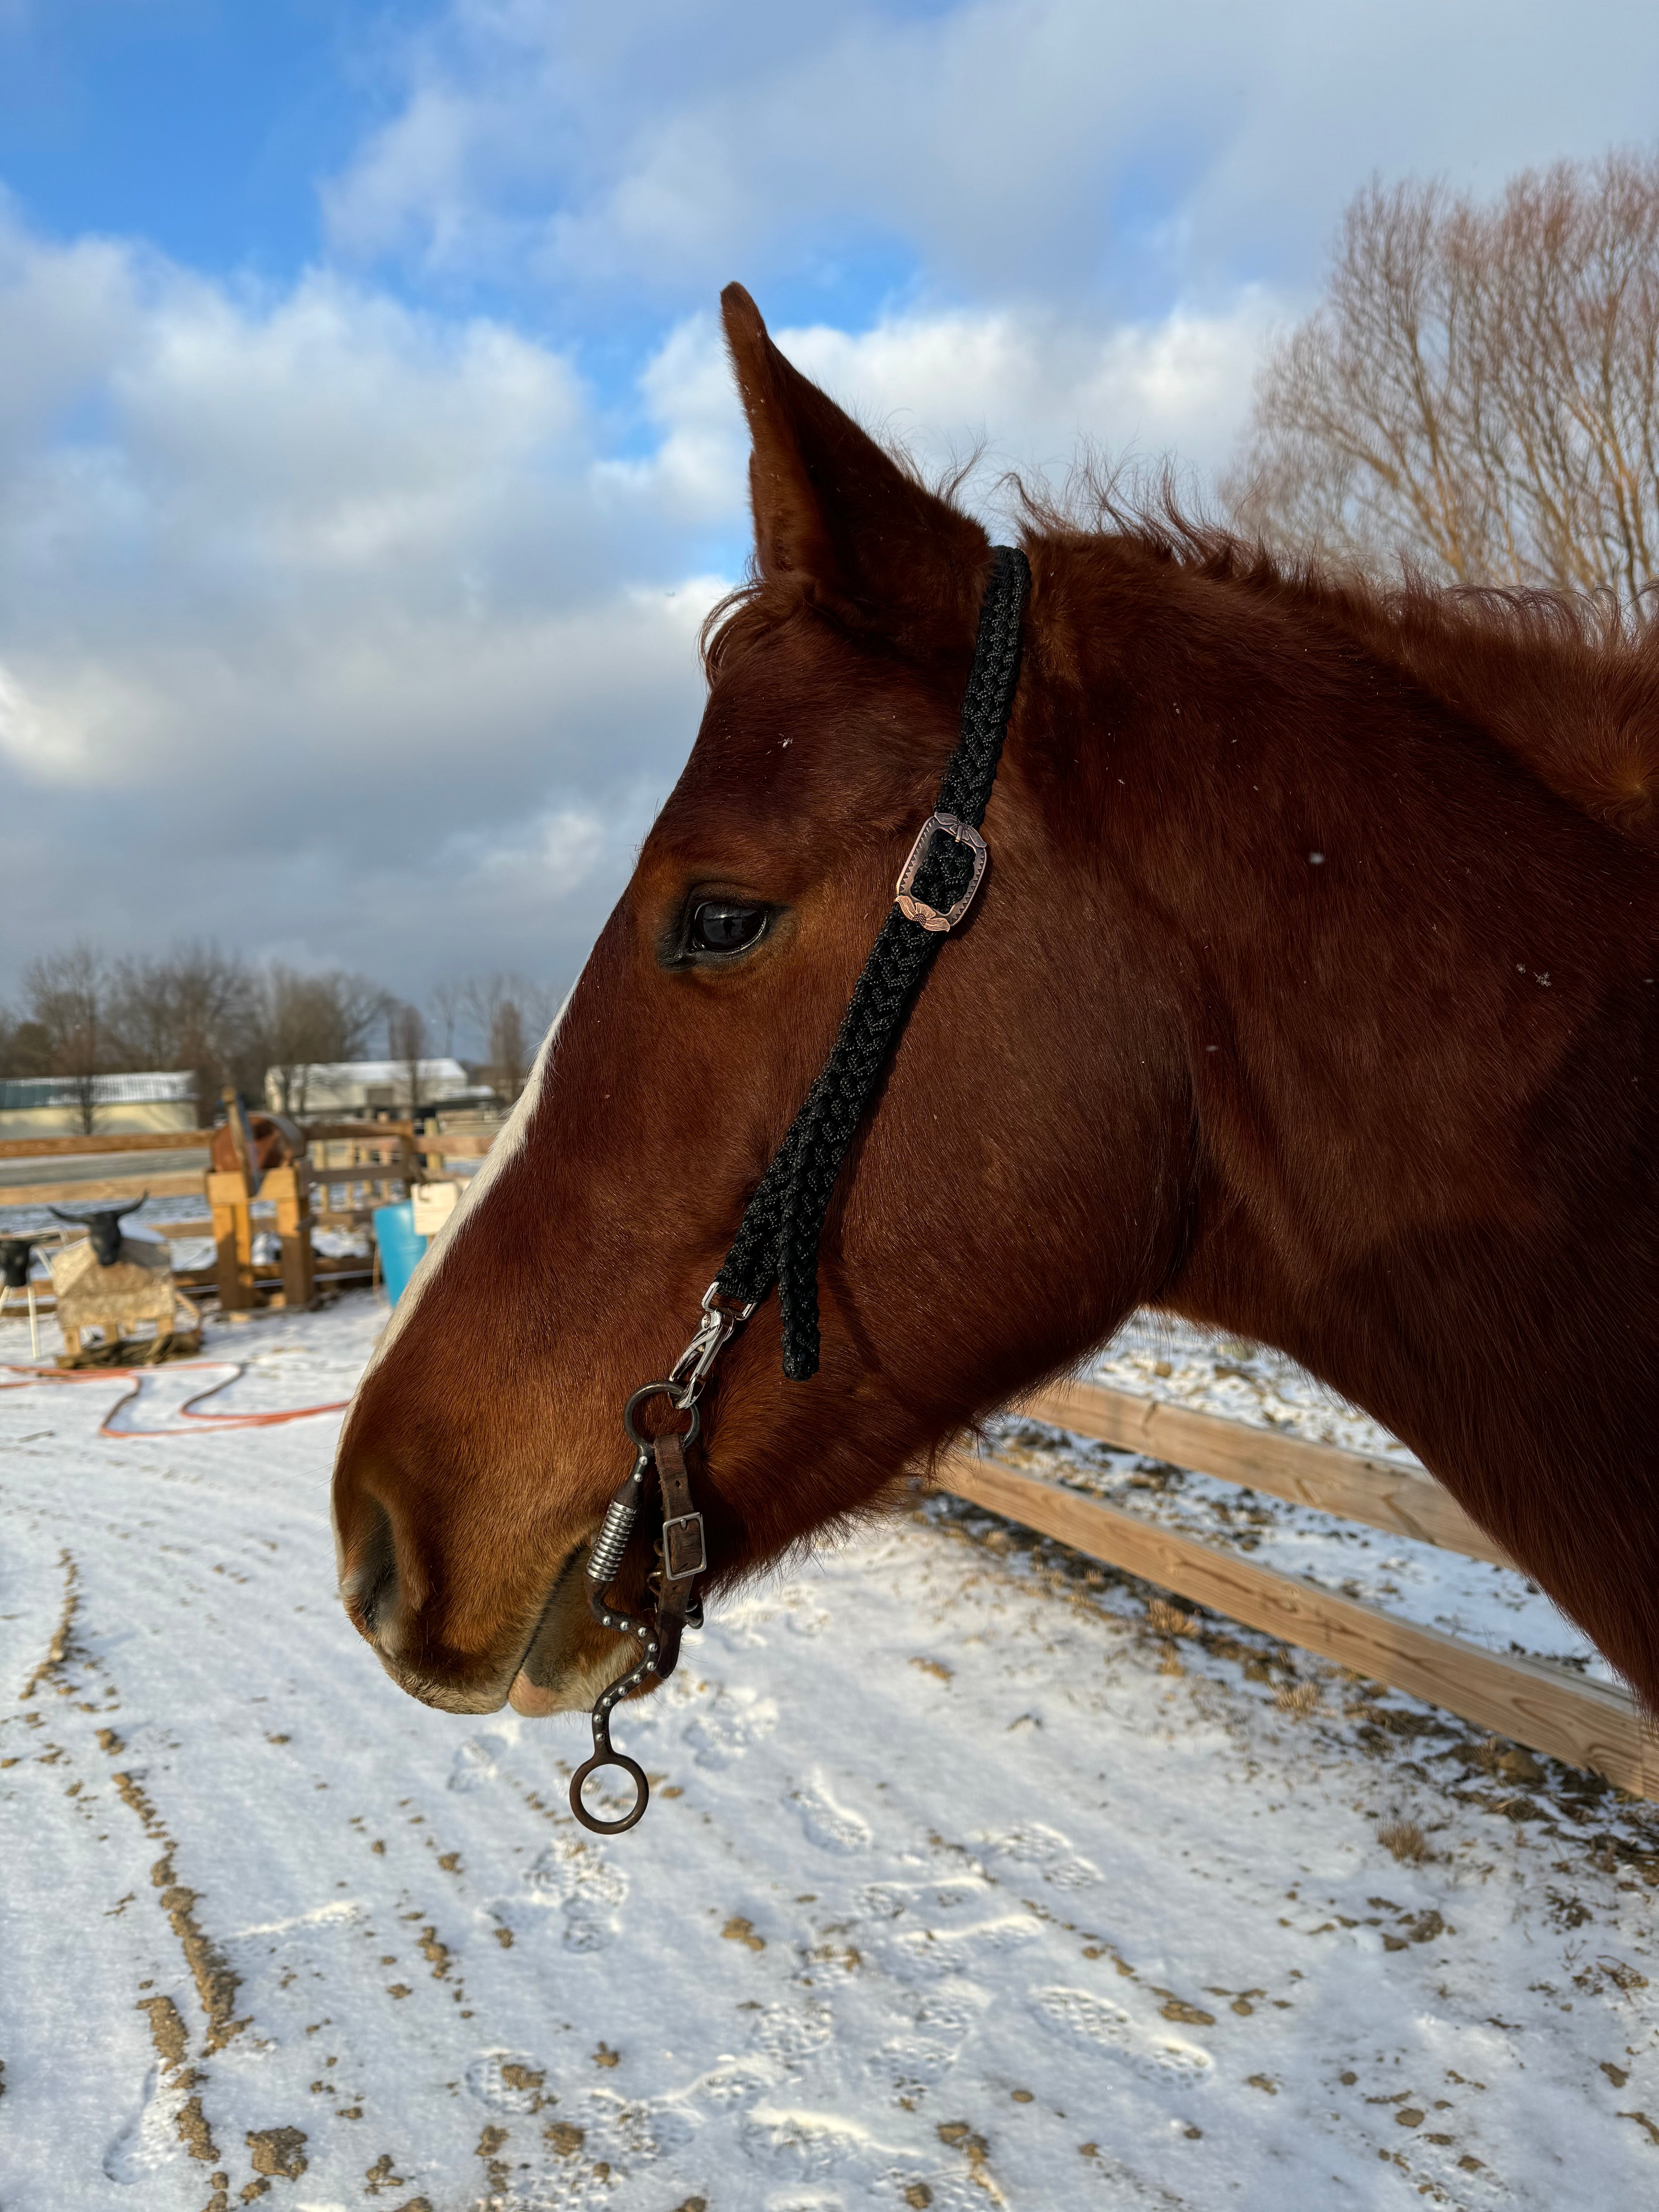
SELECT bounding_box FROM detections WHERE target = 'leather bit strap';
[652,1430,707,1681]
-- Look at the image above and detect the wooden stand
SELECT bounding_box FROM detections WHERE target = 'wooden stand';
[265,1161,315,1309]
[206,1163,315,1312]
[208,1168,257,1312]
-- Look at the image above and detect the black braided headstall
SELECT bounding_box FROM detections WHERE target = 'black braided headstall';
[570,546,1030,1834]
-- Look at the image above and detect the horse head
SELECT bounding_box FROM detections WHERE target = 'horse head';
[50,1195,150,1268]
[330,285,1190,1724]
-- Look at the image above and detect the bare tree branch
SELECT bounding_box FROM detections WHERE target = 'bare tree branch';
[1224,153,1659,613]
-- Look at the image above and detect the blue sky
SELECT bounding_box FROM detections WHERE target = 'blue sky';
[2,0,1657,1014]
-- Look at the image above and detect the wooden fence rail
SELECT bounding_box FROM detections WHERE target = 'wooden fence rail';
[0,1129,213,1161]
[934,1381,1659,1801]
[0,1169,207,1211]
[1025,1380,1513,1566]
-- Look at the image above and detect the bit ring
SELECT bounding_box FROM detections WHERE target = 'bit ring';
[569,1749,650,1835]
[623,1381,702,1450]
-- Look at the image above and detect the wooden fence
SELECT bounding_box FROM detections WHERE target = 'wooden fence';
[0,1118,499,1311]
[934,1379,1659,1802]
[0,1127,215,1212]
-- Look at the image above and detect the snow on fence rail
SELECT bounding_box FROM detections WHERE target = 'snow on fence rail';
[935,1379,1659,1804]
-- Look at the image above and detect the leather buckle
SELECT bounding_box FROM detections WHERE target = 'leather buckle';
[661,1511,708,1580]
[894,811,988,933]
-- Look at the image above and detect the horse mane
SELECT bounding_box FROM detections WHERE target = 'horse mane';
[705,459,1659,852]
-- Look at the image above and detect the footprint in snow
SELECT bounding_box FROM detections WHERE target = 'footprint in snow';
[873,2005,978,2087]
[465,2047,551,2113]
[749,1998,836,2064]
[102,2065,187,2184]
[740,2103,872,2179]
[794,1778,872,1854]
[777,1583,831,1635]
[857,1875,991,1918]
[447,1733,508,1791]
[890,1913,1042,1981]
[740,2111,984,2212]
[1030,1984,1214,2083]
[688,2057,775,2109]
[709,1582,831,1648]
[522,1840,629,1951]
[981,1819,1100,1887]
[679,1686,777,1769]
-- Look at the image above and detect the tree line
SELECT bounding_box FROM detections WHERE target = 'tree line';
[0,942,558,1130]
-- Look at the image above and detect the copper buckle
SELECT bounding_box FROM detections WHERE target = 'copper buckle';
[894,811,988,933]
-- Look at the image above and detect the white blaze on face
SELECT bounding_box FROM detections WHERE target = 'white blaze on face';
[352,982,577,1386]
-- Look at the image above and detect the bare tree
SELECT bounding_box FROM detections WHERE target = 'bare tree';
[461,974,548,1103]
[24,943,105,1132]
[106,943,258,1125]
[258,967,390,1116]
[429,979,465,1058]
[1224,153,1659,605]
[492,998,529,1103]
[0,1007,53,1079]
[388,1001,428,1116]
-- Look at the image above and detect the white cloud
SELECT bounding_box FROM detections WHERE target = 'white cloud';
[0,658,46,764]
[781,292,1279,486]
[617,292,1279,543]
[0,211,729,993]
[323,0,1659,310]
[0,191,1275,1003]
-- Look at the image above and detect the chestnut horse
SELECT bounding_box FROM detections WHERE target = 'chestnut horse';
[332,285,1659,1759]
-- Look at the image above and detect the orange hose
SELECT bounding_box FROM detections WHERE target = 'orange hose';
[0,1358,349,1437]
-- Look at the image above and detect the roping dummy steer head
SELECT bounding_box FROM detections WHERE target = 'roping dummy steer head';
[52,1196,150,1268]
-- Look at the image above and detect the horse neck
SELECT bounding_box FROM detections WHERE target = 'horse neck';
[1050,546,1659,1695]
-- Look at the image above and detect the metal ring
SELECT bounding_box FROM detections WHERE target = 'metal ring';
[623,1381,702,1450]
[569,1750,650,1835]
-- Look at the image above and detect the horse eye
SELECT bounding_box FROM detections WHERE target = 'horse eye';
[690,900,767,955]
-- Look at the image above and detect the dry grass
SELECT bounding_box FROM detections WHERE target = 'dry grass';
[1146,1599,1197,1638]
[1274,1681,1321,1716]
[1378,1818,1431,1864]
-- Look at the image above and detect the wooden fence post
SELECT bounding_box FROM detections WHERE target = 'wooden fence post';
[207,1168,256,1311]
[264,1161,315,1310]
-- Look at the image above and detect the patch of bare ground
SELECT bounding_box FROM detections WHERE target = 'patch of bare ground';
[101,1748,311,2203]
[136,1993,220,2167]
[17,1549,81,1701]
[245,2124,309,2193]
[109,1767,247,2051]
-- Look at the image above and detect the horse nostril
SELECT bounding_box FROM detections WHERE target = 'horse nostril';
[343,1495,399,1646]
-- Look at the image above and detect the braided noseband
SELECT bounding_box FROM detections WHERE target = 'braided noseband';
[571,545,1030,1833]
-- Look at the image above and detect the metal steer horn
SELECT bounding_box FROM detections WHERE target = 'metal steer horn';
[50,1194,149,1268]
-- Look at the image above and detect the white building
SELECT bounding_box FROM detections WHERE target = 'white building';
[0,1070,198,1139]
[263,1058,482,1116]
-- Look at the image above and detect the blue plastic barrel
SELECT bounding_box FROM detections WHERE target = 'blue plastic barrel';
[373,1201,428,1308]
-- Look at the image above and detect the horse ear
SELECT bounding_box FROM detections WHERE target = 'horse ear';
[720,283,988,645]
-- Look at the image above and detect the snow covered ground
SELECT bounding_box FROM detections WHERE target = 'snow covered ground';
[2,1294,1657,2212]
